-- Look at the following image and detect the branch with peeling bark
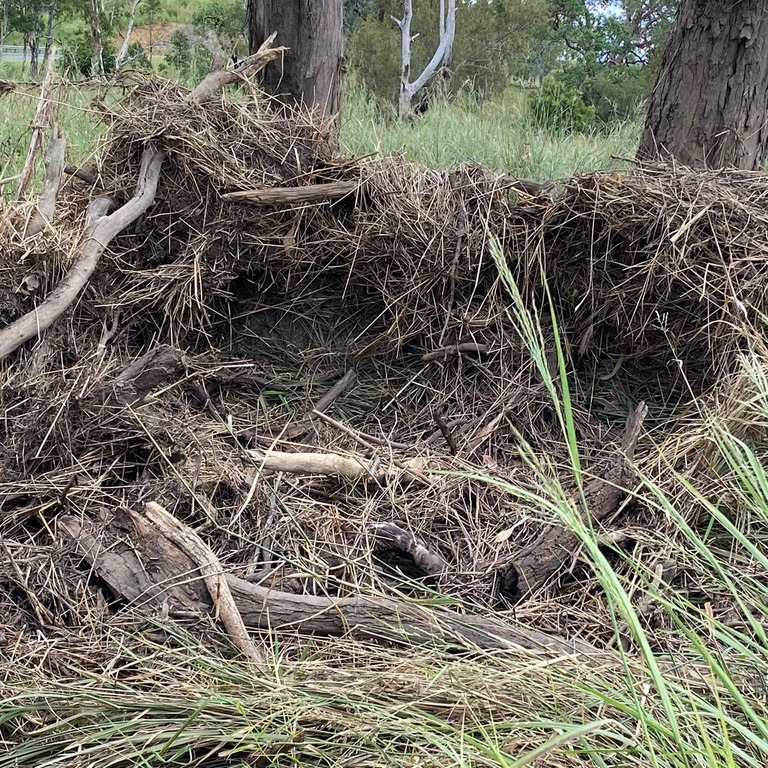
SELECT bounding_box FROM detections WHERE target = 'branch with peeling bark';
[59,507,596,657]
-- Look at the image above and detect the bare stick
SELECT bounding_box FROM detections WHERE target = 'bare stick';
[312,409,410,450]
[16,50,57,202]
[244,448,430,483]
[144,502,264,664]
[313,369,358,414]
[421,342,488,363]
[221,181,358,206]
[25,124,66,237]
[0,146,165,360]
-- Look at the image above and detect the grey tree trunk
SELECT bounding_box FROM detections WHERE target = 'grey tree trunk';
[89,0,104,77]
[246,0,344,122]
[638,0,768,169]
[115,0,141,69]
[42,1,58,69]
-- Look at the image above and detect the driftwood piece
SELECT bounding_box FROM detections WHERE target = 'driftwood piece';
[221,181,358,207]
[0,146,165,361]
[244,449,431,483]
[188,32,285,104]
[59,509,596,656]
[144,502,264,663]
[508,402,648,599]
[15,51,57,201]
[370,522,448,575]
[25,125,66,237]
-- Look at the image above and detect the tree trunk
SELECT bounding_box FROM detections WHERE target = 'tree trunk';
[42,1,58,69]
[246,0,344,122]
[89,0,104,77]
[638,0,768,169]
[395,0,456,119]
[115,0,141,69]
[29,17,40,78]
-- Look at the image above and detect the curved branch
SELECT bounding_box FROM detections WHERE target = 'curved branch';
[0,145,165,360]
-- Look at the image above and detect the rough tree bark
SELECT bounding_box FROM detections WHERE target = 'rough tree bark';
[638,0,768,169]
[246,0,344,122]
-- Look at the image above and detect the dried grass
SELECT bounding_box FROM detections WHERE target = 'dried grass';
[1,77,767,673]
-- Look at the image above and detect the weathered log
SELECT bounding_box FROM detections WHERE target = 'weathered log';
[59,508,598,657]
[25,125,66,237]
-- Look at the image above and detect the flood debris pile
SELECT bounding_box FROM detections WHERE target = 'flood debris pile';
[1,73,766,676]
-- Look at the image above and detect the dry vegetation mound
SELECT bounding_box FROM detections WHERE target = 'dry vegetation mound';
[1,74,766,674]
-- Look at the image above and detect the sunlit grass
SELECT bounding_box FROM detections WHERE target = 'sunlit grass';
[341,79,640,178]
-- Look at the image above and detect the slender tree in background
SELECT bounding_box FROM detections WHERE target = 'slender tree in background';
[246,0,344,122]
[394,0,455,119]
[638,0,768,169]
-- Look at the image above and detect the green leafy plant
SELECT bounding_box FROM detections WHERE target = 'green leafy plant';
[528,75,596,133]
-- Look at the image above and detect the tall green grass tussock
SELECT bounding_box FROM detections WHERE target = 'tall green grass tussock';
[341,78,640,178]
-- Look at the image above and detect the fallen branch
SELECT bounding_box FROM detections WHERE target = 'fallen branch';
[221,181,358,207]
[188,32,285,104]
[370,522,448,575]
[508,402,648,599]
[312,409,410,450]
[60,509,596,657]
[0,146,165,361]
[144,502,264,664]
[286,369,359,439]
[25,124,66,237]
[244,448,430,483]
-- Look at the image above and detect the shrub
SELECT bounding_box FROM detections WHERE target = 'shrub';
[528,76,596,134]
[58,28,117,77]
[554,63,653,123]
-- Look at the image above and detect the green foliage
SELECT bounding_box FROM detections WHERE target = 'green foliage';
[348,0,550,107]
[191,0,245,51]
[58,26,117,77]
[528,75,596,133]
[553,62,654,122]
[163,28,211,83]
